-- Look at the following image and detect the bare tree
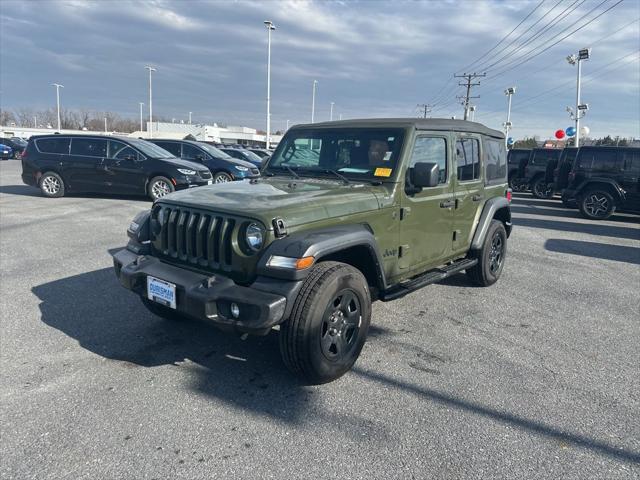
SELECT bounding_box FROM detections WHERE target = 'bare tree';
[0,109,16,126]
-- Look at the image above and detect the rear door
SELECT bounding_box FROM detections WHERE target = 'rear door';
[98,140,146,193]
[452,134,483,256]
[399,133,453,271]
[620,149,640,211]
[66,137,107,191]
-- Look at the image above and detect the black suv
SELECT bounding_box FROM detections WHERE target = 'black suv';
[150,139,260,183]
[547,147,578,201]
[517,148,562,198]
[219,148,264,168]
[507,148,531,191]
[21,135,212,200]
[562,146,640,219]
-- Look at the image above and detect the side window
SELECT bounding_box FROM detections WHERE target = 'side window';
[622,150,640,173]
[592,150,620,172]
[456,138,480,181]
[156,142,181,158]
[182,144,203,160]
[108,140,138,160]
[409,136,447,184]
[36,137,70,154]
[70,138,107,157]
[485,139,506,183]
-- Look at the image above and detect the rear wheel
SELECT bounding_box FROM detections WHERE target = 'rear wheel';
[579,189,615,220]
[532,177,553,199]
[466,220,507,287]
[279,261,371,384]
[39,171,65,198]
[148,176,174,200]
[213,171,233,183]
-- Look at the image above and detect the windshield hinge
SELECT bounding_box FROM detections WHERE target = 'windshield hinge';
[273,217,287,238]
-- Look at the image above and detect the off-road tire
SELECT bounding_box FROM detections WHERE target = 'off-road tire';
[39,171,65,198]
[279,261,371,384]
[466,220,507,287]
[532,177,553,199]
[213,171,233,183]
[140,297,186,321]
[148,176,174,201]
[579,189,615,220]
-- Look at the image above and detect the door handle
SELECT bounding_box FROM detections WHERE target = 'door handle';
[440,199,455,208]
[472,194,483,202]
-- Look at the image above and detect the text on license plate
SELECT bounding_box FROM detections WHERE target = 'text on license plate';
[147,276,176,309]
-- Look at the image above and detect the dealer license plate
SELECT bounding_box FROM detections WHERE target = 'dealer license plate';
[207,180,213,185]
[147,276,176,309]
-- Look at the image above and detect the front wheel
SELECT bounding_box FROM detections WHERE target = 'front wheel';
[148,176,174,200]
[279,261,371,384]
[579,190,615,220]
[466,220,507,287]
[532,177,553,199]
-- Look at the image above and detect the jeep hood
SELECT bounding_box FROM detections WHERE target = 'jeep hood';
[158,177,388,228]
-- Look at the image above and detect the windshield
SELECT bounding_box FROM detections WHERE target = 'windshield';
[197,142,233,159]
[266,128,405,181]
[242,150,264,163]
[128,138,175,158]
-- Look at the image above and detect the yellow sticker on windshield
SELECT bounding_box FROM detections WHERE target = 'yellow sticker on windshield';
[374,168,392,177]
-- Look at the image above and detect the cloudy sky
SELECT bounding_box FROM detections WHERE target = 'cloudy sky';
[1,0,638,139]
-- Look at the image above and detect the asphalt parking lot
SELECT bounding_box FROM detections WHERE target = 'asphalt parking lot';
[1,159,639,479]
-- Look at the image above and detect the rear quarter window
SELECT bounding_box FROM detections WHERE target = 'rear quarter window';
[485,138,507,184]
[36,138,70,154]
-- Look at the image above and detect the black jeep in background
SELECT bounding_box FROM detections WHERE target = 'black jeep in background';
[519,148,562,199]
[550,147,579,202]
[507,148,530,192]
[562,146,640,220]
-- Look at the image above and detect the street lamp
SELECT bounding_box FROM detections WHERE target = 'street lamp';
[139,102,144,132]
[264,20,276,149]
[286,119,290,130]
[145,65,156,138]
[503,86,516,147]
[104,117,107,133]
[51,83,64,132]
[189,111,192,125]
[567,48,590,147]
[469,105,476,121]
[311,80,318,123]
[330,102,334,121]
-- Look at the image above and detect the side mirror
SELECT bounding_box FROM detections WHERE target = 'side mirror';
[123,154,137,162]
[410,162,439,188]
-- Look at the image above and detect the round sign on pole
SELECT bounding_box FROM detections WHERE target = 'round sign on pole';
[565,126,576,137]
[580,126,590,136]
[555,129,565,139]
[507,137,514,145]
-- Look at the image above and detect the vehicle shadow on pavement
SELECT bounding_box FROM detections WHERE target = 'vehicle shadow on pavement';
[351,368,640,465]
[545,239,640,265]
[0,184,149,203]
[511,203,639,223]
[514,217,640,241]
[31,267,390,436]
[0,185,41,196]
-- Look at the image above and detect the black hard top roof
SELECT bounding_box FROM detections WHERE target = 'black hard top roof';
[292,118,504,139]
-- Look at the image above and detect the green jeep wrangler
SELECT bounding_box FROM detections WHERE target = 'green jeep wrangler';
[113,119,512,383]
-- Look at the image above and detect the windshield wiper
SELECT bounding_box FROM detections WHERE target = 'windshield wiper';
[324,169,350,185]
[281,165,299,179]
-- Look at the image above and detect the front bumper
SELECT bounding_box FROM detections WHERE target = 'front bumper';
[112,248,293,334]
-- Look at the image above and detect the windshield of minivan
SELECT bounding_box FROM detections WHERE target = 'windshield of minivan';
[197,142,232,159]
[266,128,405,181]
[129,138,175,158]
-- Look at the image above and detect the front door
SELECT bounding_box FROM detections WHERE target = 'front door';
[620,148,640,211]
[65,137,107,191]
[399,134,453,272]
[452,134,484,255]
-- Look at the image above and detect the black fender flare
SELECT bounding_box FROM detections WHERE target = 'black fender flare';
[575,178,626,202]
[471,197,512,250]
[256,224,387,288]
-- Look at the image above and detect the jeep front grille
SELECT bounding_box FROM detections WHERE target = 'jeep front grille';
[150,205,236,269]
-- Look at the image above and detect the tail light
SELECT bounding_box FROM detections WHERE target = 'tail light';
[506,189,512,202]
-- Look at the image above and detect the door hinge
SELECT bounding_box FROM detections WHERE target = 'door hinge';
[399,245,409,258]
[400,207,410,220]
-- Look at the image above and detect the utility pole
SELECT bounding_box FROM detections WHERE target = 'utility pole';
[145,65,156,138]
[311,80,318,123]
[416,104,432,118]
[454,72,485,120]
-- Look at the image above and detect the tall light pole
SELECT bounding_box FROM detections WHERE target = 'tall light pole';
[104,117,107,133]
[469,105,476,122]
[51,83,64,132]
[503,87,515,147]
[330,102,334,121]
[188,111,192,125]
[264,20,276,149]
[145,65,156,138]
[139,102,144,132]
[286,119,290,130]
[311,80,318,123]
[567,48,590,147]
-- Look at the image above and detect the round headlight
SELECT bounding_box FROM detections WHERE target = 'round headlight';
[245,223,264,251]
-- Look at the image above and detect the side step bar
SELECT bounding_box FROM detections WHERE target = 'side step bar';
[380,258,478,302]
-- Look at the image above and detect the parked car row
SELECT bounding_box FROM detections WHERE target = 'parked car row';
[1,137,28,159]
[20,134,266,200]
[508,145,640,220]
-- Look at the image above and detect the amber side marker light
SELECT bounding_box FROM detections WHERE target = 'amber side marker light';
[267,255,315,270]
